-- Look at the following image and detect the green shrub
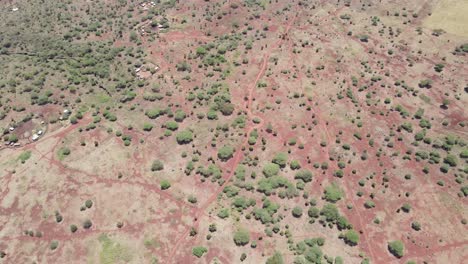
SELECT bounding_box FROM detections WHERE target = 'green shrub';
[50,240,59,250]
[290,160,301,170]
[266,251,284,264]
[343,230,359,246]
[151,160,164,171]
[324,183,343,203]
[143,123,153,131]
[165,121,179,131]
[160,180,171,190]
[83,219,93,229]
[305,246,323,263]
[294,169,313,182]
[233,229,250,246]
[176,130,193,144]
[58,147,71,159]
[272,152,288,168]
[411,222,421,231]
[217,208,229,219]
[174,110,187,122]
[192,246,207,258]
[444,155,458,167]
[262,163,280,177]
[18,151,32,163]
[218,145,235,161]
[85,200,93,208]
[145,108,165,119]
[70,224,78,233]
[401,203,411,213]
[292,206,303,218]
[388,240,405,258]
[308,207,320,218]
[321,203,339,222]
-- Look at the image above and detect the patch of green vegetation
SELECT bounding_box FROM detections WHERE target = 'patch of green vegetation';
[144,238,160,249]
[324,183,343,203]
[18,151,32,163]
[217,145,235,161]
[266,251,284,264]
[388,240,405,258]
[98,234,132,264]
[233,228,250,246]
[160,180,171,190]
[176,130,193,144]
[57,147,71,160]
[343,229,359,246]
[192,246,208,258]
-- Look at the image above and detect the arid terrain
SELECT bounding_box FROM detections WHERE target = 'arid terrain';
[0,0,467,263]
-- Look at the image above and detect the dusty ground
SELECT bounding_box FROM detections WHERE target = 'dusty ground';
[0,0,467,263]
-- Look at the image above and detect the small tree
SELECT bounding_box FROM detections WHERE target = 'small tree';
[411,222,421,231]
[444,155,458,167]
[70,224,78,233]
[294,169,313,182]
[290,160,301,170]
[165,121,179,131]
[174,110,187,122]
[262,162,280,177]
[324,183,343,203]
[343,230,359,246]
[292,206,303,218]
[219,103,235,116]
[83,219,93,229]
[266,251,284,264]
[50,240,59,250]
[388,240,405,258]
[272,152,288,168]
[217,208,229,219]
[401,203,411,213]
[160,180,171,190]
[151,160,164,171]
[176,130,193,144]
[434,63,444,72]
[233,229,250,246]
[218,145,235,161]
[192,246,207,258]
[85,200,93,208]
[321,203,339,222]
[143,123,153,131]
[418,79,432,88]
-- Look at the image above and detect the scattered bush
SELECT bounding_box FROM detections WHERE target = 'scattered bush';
[294,169,313,182]
[218,145,235,161]
[233,229,250,246]
[292,206,303,218]
[151,160,164,171]
[272,152,288,168]
[266,251,284,264]
[343,230,359,246]
[85,200,93,208]
[324,183,343,203]
[176,130,193,144]
[160,180,171,190]
[192,246,207,258]
[83,219,93,229]
[262,163,280,178]
[388,240,405,258]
